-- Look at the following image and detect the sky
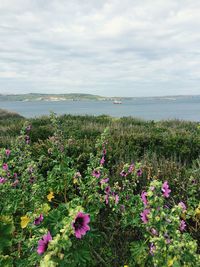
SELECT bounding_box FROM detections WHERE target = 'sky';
[0,0,200,97]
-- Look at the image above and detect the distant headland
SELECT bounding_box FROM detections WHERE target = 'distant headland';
[0,93,200,102]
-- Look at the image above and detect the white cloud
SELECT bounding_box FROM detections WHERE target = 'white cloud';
[0,0,200,96]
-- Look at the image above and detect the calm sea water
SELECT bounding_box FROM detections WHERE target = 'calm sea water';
[0,98,200,121]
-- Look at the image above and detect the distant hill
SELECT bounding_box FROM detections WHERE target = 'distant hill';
[0,93,199,102]
[0,93,106,102]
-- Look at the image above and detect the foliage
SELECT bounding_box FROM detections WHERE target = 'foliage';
[0,113,199,266]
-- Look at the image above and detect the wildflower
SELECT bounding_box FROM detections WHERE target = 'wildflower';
[150,228,158,236]
[72,212,90,239]
[140,209,150,224]
[47,192,54,202]
[179,220,186,231]
[162,181,171,198]
[120,170,127,177]
[37,231,52,255]
[100,178,109,184]
[21,215,30,229]
[105,186,111,194]
[5,149,11,157]
[34,214,44,225]
[128,163,134,173]
[105,194,109,205]
[141,191,148,206]
[26,125,31,131]
[100,156,105,165]
[150,243,156,255]
[13,173,18,178]
[178,201,187,211]
[12,179,19,187]
[92,170,101,178]
[115,194,119,204]
[0,177,6,184]
[137,169,142,176]
[2,163,8,171]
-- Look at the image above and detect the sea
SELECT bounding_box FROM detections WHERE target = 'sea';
[0,97,200,121]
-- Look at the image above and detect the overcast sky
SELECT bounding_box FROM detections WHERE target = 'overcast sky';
[0,0,200,97]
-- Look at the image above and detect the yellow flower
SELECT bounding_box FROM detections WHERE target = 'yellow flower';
[20,215,30,229]
[167,257,177,267]
[73,178,78,184]
[124,265,129,267]
[47,191,54,202]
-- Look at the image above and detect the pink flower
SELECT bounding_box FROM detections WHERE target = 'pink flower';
[34,214,44,225]
[100,156,105,165]
[137,169,142,177]
[180,220,186,231]
[115,194,119,204]
[100,178,109,184]
[72,212,90,239]
[92,170,101,178]
[12,180,19,187]
[141,191,148,206]
[105,194,109,205]
[2,163,8,171]
[128,163,134,173]
[162,181,171,198]
[105,186,111,195]
[178,201,187,211]
[120,170,127,177]
[150,228,158,236]
[5,149,11,157]
[150,243,156,255]
[0,177,7,184]
[37,231,52,255]
[140,209,150,224]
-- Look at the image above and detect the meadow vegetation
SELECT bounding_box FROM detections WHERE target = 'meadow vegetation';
[0,109,200,266]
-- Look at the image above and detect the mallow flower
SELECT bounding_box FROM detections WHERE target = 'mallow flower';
[140,209,150,224]
[37,231,52,255]
[141,191,148,206]
[34,214,44,225]
[72,212,90,239]
[162,181,171,198]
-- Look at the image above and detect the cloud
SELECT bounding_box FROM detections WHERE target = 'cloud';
[0,0,200,96]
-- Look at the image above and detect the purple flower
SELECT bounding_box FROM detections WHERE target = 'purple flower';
[100,156,105,165]
[137,169,142,177]
[26,125,31,131]
[34,214,44,225]
[92,170,101,178]
[115,194,119,204]
[37,231,52,255]
[103,148,107,155]
[105,186,111,194]
[150,228,158,236]
[120,170,127,177]
[162,181,171,198]
[150,243,156,255]
[128,163,134,173]
[13,173,18,178]
[12,179,19,187]
[180,220,186,231]
[5,149,11,157]
[141,191,148,206]
[72,212,90,239]
[2,163,8,171]
[178,202,187,211]
[105,194,109,205]
[140,209,150,224]
[100,178,109,184]
[0,177,6,184]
